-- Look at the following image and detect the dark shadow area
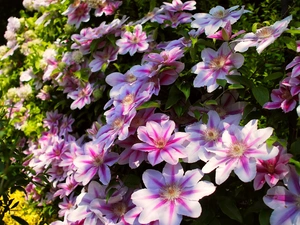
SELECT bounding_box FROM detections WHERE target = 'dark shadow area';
[0,0,23,45]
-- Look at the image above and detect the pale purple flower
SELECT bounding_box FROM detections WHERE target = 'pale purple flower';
[254,145,292,190]
[91,0,122,17]
[131,163,216,225]
[202,120,279,185]
[96,105,136,150]
[263,165,300,225]
[6,17,21,32]
[89,45,118,72]
[48,164,68,188]
[68,83,94,110]
[234,15,292,54]
[207,21,245,41]
[54,175,80,199]
[105,83,152,114]
[185,110,241,162]
[132,120,189,166]
[43,110,63,128]
[74,141,119,185]
[263,81,299,113]
[286,56,300,78]
[116,24,149,56]
[59,114,75,137]
[192,5,248,36]
[161,11,193,28]
[62,3,91,29]
[163,0,196,12]
[192,42,244,93]
[58,193,77,218]
[68,181,126,224]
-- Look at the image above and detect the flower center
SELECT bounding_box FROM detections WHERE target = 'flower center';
[229,142,247,157]
[113,118,124,129]
[255,27,274,39]
[112,202,127,217]
[265,161,275,174]
[212,10,227,19]
[209,56,227,70]
[122,93,134,105]
[281,90,292,100]
[93,155,103,167]
[161,185,181,201]
[155,138,166,149]
[125,73,137,83]
[204,128,219,142]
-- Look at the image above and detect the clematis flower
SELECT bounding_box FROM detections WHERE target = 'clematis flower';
[254,145,292,190]
[116,24,149,56]
[234,15,292,54]
[202,120,279,185]
[207,21,245,41]
[73,141,119,185]
[131,163,216,225]
[286,56,300,78]
[263,165,300,225]
[192,42,244,93]
[132,120,189,166]
[62,2,91,29]
[185,110,241,162]
[192,5,248,36]
[89,45,119,72]
[163,0,196,12]
[263,81,299,113]
[67,83,94,110]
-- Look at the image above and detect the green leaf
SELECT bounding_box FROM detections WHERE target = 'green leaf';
[259,209,271,225]
[228,84,244,89]
[149,0,156,11]
[137,100,160,110]
[265,72,284,81]
[242,104,253,120]
[204,100,218,105]
[290,139,300,156]
[123,174,141,188]
[281,36,297,51]
[226,75,254,88]
[216,79,227,88]
[285,29,300,34]
[165,86,182,109]
[11,215,29,225]
[217,196,243,223]
[176,82,190,100]
[251,86,269,106]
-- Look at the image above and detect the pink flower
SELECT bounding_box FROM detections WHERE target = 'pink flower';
[62,3,91,29]
[131,163,216,225]
[234,15,292,54]
[90,0,122,17]
[132,120,189,166]
[89,45,119,72]
[254,146,292,190]
[202,120,279,185]
[263,81,299,113]
[207,21,245,41]
[96,105,136,150]
[185,110,241,162]
[73,141,119,185]
[192,42,244,92]
[286,56,300,78]
[163,0,196,12]
[67,83,94,110]
[263,165,300,225]
[116,24,149,56]
[192,5,248,36]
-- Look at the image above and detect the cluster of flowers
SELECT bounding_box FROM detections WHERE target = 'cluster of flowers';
[1,0,300,224]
